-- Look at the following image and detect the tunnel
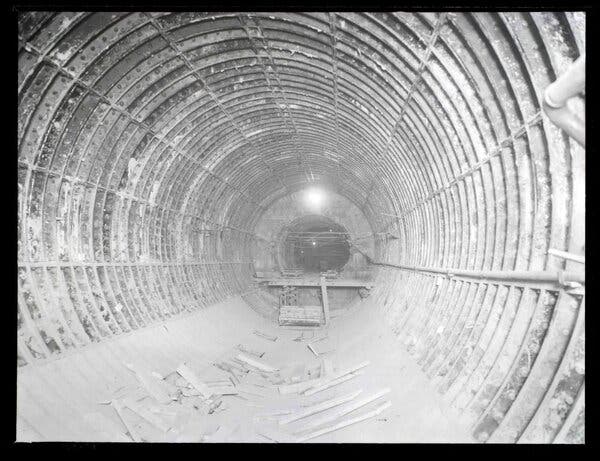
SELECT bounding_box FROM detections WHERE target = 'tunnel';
[16,11,585,443]
[280,214,351,272]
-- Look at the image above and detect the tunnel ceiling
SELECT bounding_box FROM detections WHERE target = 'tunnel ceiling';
[17,11,585,444]
[18,12,585,265]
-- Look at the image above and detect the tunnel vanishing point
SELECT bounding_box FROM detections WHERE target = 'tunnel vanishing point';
[17,11,585,443]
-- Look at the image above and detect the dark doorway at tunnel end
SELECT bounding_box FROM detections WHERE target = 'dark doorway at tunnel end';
[280,215,351,273]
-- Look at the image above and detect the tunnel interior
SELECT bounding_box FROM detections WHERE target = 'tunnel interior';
[16,11,585,443]
[280,214,351,272]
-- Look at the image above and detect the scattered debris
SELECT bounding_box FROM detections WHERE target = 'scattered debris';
[96,340,383,443]
[111,399,142,442]
[151,371,164,380]
[176,363,213,399]
[279,389,363,425]
[253,330,278,342]
[209,387,239,396]
[206,379,234,387]
[221,360,248,374]
[302,361,370,396]
[307,343,319,357]
[236,353,279,372]
[208,399,223,414]
[237,383,275,398]
[124,363,172,404]
[122,396,171,432]
[278,377,323,395]
[296,400,392,442]
[237,344,265,358]
[294,388,391,433]
[303,370,364,396]
[312,335,329,343]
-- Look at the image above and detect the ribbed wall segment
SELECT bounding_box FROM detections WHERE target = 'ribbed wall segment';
[17,12,585,443]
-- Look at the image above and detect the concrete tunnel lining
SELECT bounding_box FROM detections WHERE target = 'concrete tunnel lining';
[17,11,585,443]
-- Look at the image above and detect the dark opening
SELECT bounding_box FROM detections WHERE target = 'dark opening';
[281,215,351,272]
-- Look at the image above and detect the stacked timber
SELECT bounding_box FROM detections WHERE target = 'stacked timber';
[279,305,323,326]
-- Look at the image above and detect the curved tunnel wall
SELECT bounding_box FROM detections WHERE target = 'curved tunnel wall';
[17,12,585,443]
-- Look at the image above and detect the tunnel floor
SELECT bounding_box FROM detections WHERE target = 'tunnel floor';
[17,295,473,443]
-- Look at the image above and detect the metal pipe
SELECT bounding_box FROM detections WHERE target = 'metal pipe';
[548,248,585,264]
[545,55,586,108]
[369,259,584,287]
[349,232,584,287]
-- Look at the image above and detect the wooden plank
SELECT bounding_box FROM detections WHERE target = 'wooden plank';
[303,371,364,396]
[223,359,249,374]
[124,363,172,404]
[307,343,319,357]
[237,344,265,358]
[237,384,275,398]
[279,325,324,330]
[279,360,369,395]
[209,387,239,396]
[122,397,171,432]
[279,305,323,326]
[176,363,213,399]
[213,361,243,382]
[313,335,329,343]
[279,377,323,395]
[111,399,142,442]
[279,390,362,425]
[294,388,391,433]
[302,360,369,396]
[320,275,331,324]
[236,353,279,372]
[266,278,373,288]
[206,380,234,387]
[253,330,278,341]
[297,400,392,442]
[312,344,335,355]
[243,372,272,388]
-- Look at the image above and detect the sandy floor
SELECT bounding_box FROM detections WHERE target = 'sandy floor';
[17,295,474,443]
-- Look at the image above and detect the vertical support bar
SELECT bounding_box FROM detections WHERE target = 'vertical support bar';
[320,275,330,325]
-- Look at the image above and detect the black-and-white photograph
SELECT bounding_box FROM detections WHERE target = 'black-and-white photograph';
[15,7,585,444]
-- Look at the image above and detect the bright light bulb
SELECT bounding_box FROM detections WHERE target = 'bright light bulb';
[304,188,325,209]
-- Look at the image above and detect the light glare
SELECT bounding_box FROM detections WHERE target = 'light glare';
[304,188,325,209]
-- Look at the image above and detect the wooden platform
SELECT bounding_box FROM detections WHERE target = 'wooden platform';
[279,305,323,326]
[263,278,374,288]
